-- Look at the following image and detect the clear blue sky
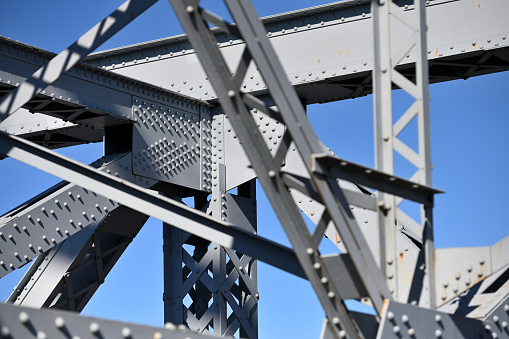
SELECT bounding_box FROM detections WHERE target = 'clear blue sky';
[1,1,508,338]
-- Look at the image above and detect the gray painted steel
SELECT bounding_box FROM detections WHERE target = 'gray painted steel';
[0,152,154,277]
[0,302,230,339]
[9,206,149,312]
[376,300,486,338]
[0,36,204,148]
[87,0,509,104]
[0,0,158,122]
[0,132,305,279]
[163,192,258,336]
[1,0,509,338]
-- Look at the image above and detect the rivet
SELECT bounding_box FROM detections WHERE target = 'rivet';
[387,311,394,320]
[19,312,29,324]
[55,317,65,329]
[121,327,132,338]
[1,326,10,337]
[402,314,409,323]
[435,329,442,337]
[90,322,100,334]
[164,322,176,330]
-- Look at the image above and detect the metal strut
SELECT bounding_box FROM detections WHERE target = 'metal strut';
[372,0,436,307]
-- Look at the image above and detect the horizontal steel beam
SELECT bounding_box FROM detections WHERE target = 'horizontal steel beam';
[86,0,509,104]
[0,131,306,279]
[0,302,227,339]
[0,36,205,140]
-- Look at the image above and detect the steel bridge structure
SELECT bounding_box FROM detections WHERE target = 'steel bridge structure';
[0,0,508,338]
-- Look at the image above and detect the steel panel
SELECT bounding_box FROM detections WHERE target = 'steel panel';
[131,97,208,191]
[492,235,509,274]
[223,109,285,191]
[434,246,492,307]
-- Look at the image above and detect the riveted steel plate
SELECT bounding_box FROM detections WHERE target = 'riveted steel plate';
[377,300,486,339]
[223,109,285,191]
[132,97,212,191]
[435,246,492,307]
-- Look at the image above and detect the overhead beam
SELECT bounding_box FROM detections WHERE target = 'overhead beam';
[86,0,509,104]
[0,36,205,140]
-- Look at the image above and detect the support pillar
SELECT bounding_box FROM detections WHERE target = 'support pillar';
[372,0,435,308]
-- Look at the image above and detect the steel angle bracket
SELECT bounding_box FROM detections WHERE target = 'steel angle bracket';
[483,295,509,339]
[311,153,443,207]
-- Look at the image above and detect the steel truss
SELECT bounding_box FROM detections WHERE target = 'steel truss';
[0,0,508,338]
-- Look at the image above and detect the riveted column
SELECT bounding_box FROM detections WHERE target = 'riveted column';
[211,112,228,335]
[372,0,435,308]
[163,195,185,326]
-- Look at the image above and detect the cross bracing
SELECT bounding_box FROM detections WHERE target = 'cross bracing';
[0,0,508,338]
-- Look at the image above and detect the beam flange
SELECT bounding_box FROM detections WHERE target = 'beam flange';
[311,153,442,206]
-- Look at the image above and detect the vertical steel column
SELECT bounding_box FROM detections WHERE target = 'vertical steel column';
[372,0,435,307]
[163,112,258,337]
[415,0,436,309]
[211,113,228,336]
[372,0,398,299]
[163,195,185,326]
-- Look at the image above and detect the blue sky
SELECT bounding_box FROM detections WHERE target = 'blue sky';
[1,0,508,338]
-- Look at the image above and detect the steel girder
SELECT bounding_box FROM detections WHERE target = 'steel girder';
[0,35,203,150]
[86,0,509,104]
